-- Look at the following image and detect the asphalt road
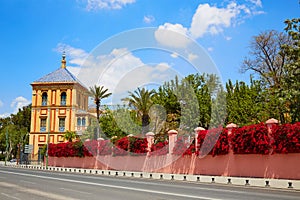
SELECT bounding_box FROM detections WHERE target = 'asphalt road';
[0,166,299,200]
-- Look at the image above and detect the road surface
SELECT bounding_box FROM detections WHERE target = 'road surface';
[0,166,299,200]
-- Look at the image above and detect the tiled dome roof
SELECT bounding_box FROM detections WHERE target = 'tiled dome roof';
[32,54,87,89]
[34,67,79,83]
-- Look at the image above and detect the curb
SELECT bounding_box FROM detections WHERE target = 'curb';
[7,164,300,191]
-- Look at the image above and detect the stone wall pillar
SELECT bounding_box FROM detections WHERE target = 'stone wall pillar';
[266,118,279,136]
[146,132,155,152]
[226,123,238,136]
[265,118,279,153]
[226,123,238,152]
[168,130,178,154]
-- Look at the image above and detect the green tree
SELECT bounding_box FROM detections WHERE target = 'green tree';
[153,73,221,131]
[63,130,78,142]
[0,104,31,160]
[210,86,227,128]
[240,30,291,89]
[153,77,181,132]
[122,88,156,134]
[81,118,98,141]
[240,30,293,123]
[225,78,269,126]
[281,18,300,122]
[183,73,221,129]
[89,85,112,139]
[99,106,140,138]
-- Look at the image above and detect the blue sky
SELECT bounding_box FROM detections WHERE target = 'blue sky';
[0,0,298,118]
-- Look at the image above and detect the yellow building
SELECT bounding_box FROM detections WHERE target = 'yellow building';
[29,54,93,161]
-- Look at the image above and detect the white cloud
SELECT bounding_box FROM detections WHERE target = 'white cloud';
[154,23,190,48]
[190,2,245,38]
[248,0,262,7]
[155,62,171,72]
[67,66,81,77]
[225,36,232,41]
[97,49,173,98]
[144,15,155,24]
[55,43,88,66]
[170,52,179,58]
[0,113,10,119]
[86,0,135,10]
[57,44,176,103]
[188,53,198,61]
[10,96,31,114]
[207,47,214,52]
[155,1,264,48]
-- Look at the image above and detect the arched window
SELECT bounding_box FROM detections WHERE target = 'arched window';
[42,92,47,106]
[77,117,81,126]
[61,92,67,106]
[82,118,86,126]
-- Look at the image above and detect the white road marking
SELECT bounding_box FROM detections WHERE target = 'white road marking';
[19,180,36,185]
[46,171,246,194]
[60,187,92,195]
[0,182,79,200]
[0,171,222,200]
[1,192,21,200]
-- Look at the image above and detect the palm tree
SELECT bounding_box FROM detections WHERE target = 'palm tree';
[122,87,156,135]
[89,85,112,139]
[63,130,77,142]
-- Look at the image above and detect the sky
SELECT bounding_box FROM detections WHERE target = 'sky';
[0,0,299,118]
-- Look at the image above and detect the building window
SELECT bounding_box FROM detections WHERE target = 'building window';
[59,118,65,132]
[82,118,86,126]
[61,92,67,106]
[77,117,81,126]
[40,118,46,132]
[42,92,48,106]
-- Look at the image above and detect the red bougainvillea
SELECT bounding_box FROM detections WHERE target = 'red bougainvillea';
[197,127,229,157]
[150,141,169,156]
[98,140,113,155]
[48,122,300,158]
[172,137,188,155]
[130,137,148,155]
[271,122,300,153]
[48,141,92,157]
[211,128,230,156]
[83,140,98,156]
[112,136,148,156]
[112,137,129,156]
[230,123,270,154]
[172,136,197,156]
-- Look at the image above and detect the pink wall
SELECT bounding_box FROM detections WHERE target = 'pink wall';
[49,152,300,180]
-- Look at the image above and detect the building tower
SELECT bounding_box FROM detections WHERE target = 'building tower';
[29,54,92,161]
